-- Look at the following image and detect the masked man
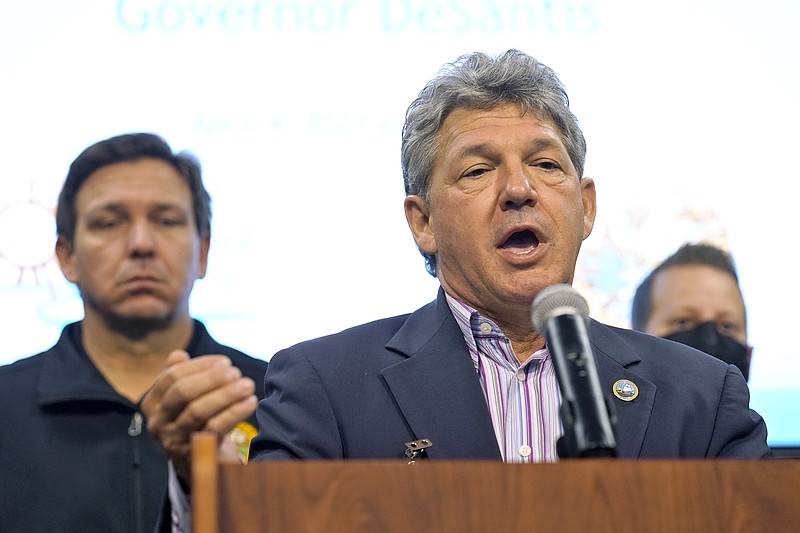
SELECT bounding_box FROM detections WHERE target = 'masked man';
[632,242,752,380]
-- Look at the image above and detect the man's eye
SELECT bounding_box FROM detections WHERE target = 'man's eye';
[89,219,120,230]
[717,322,741,334]
[533,160,560,171]
[463,167,489,179]
[672,318,697,331]
[157,217,186,227]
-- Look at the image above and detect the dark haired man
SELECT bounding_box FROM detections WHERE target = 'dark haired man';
[0,133,266,533]
[631,242,752,380]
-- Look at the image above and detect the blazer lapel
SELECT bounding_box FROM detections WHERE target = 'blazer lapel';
[377,296,655,460]
[381,290,501,460]
[589,320,656,458]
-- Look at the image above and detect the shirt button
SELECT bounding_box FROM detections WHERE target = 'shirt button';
[479,322,492,334]
[519,445,532,458]
[516,369,526,381]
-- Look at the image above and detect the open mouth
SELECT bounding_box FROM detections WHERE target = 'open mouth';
[499,229,540,251]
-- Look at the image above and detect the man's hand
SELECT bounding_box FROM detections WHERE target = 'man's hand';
[141,351,258,484]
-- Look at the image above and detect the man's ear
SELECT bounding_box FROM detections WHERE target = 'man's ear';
[55,235,79,284]
[580,177,597,240]
[404,195,437,255]
[197,232,210,280]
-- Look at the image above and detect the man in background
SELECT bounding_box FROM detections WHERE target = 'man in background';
[0,133,266,533]
[631,242,752,380]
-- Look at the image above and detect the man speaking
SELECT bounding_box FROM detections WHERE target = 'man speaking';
[144,50,768,502]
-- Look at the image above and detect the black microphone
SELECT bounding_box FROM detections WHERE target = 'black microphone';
[531,284,617,458]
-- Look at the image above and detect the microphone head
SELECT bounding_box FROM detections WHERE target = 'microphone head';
[531,284,590,335]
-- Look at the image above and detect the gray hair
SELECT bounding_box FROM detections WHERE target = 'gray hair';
[401,49,587,277]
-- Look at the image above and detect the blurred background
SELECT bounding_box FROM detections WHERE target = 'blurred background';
[1,0,797,447]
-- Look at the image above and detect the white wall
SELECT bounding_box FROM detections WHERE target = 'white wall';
[1,0,797,445]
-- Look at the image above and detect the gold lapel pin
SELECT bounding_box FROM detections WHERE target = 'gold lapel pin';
[613,379,639,401]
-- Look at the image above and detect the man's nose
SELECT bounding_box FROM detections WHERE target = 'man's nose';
[128,220,156,257]
[499,165,537,210]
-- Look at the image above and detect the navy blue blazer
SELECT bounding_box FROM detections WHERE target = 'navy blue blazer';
[250,289,769,461]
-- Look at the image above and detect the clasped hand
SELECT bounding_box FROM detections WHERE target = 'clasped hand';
[140,351,258,484]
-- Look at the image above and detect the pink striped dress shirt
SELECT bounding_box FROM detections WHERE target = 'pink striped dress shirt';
[445,293,563,463]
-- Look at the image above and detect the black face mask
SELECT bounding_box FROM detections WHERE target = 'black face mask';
[663,321,750,381]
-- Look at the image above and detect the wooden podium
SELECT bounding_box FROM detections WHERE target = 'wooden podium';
[191,433,800,533]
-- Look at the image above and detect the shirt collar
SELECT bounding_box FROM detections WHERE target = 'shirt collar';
[444,293,505,346]
[444,291,549,365]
